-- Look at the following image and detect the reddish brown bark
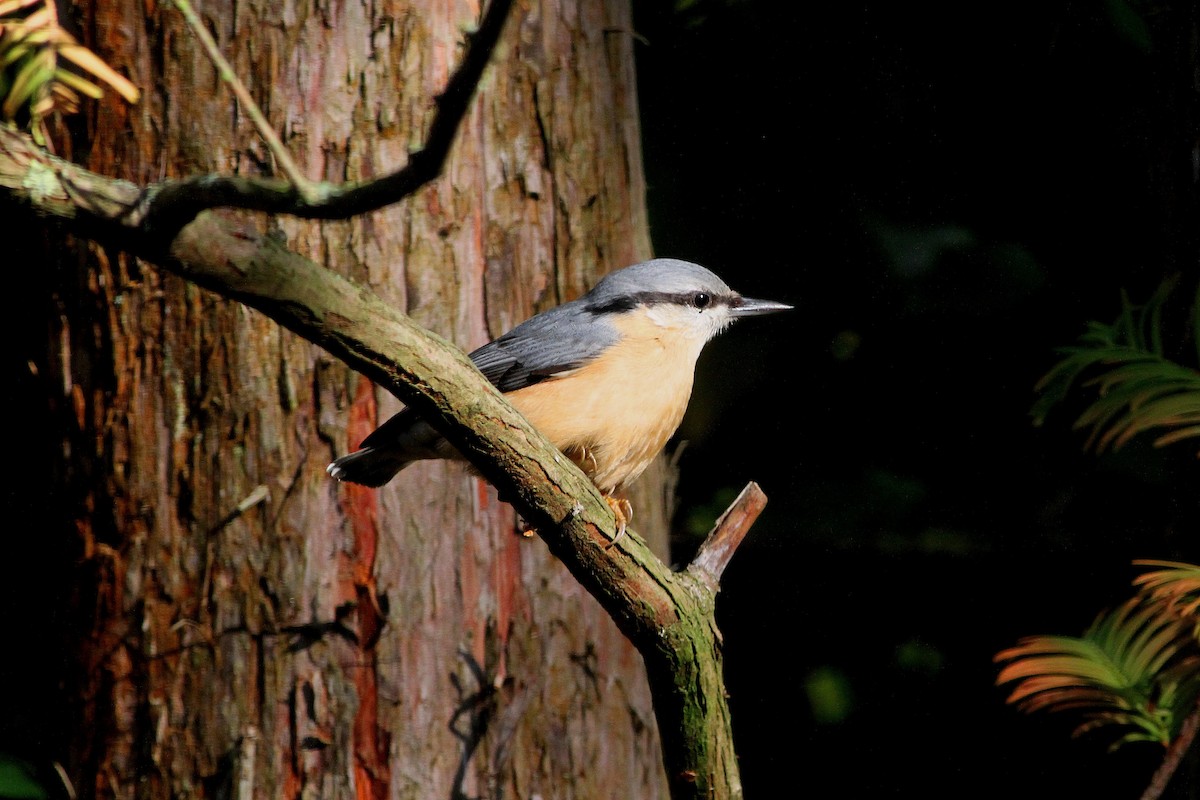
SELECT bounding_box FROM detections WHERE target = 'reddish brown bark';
[44,1,669,797]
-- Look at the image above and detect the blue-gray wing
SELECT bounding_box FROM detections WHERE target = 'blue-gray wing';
[469,300,620,392]
[346,298,620,471]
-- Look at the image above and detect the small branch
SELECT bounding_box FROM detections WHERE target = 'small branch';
[687,482,767,591]
[169,0,317,202]
[136,0,516,237]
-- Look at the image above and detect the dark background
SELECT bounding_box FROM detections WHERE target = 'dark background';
[633,1,1199,797]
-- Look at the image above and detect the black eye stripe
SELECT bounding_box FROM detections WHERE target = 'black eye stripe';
[588,291,730,313]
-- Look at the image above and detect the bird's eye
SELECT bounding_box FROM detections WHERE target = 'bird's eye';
[692,292,712,310]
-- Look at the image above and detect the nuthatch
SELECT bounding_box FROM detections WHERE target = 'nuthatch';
[327,258,791,535]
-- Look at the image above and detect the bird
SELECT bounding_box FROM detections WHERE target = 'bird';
[327,258,791,538]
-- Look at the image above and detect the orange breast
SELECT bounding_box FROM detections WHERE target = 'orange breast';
[504,311,702,495]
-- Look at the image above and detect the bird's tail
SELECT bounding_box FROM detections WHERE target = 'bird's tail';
[326,447,413,488]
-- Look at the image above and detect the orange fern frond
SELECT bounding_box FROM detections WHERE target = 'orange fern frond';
[1134,560,1200,638]
[995,599,1200,749]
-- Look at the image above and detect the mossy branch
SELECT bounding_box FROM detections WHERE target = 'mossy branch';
[0,122,760,800]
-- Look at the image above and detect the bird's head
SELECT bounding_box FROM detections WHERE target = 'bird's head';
[584,258,792,347]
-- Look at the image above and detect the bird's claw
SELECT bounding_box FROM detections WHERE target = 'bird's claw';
[603,495,633,548]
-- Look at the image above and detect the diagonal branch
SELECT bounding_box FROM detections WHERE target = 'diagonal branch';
[0,125,759,797]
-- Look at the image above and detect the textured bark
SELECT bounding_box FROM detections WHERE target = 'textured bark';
[34,1,670,798]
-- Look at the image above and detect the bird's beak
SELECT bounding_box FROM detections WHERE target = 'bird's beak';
[731,296,793,317]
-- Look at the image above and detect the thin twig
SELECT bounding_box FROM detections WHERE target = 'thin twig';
[687,482,767,591]
[1140,697,1200,800]
[169,0,318,202]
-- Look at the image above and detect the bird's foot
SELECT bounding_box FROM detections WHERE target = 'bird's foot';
[603,495,633,548]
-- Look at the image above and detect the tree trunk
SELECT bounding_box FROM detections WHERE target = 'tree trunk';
[27,1,670,797]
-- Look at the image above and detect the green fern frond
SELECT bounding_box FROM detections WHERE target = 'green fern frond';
[1032,279,1200,456]
[995,599,1200,749]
